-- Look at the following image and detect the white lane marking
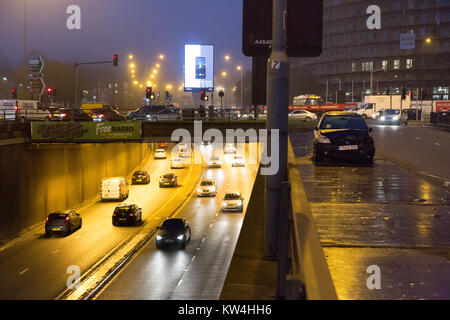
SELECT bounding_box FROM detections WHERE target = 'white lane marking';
[209,224,213,228]
[416,137,421,140]
[176,279,183,287]
[201,238,206,243]
[191,255,196,263]
[19,268,29,275]
[434,142,441,146]
[51,249,59,255]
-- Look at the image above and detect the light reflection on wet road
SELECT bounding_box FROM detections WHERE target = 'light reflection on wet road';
[290,130,450,300]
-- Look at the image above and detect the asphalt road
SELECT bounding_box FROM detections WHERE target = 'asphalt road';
[290,127,450,299]
[368,120,450,190]
[95,143,259,300]
[0,146,198,300]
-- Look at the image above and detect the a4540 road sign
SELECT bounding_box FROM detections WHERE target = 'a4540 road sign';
[31,122,142,142]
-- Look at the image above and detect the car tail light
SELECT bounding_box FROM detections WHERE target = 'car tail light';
[14,106,18,111]
[129,213,134,216]
[65,216,69,224]
[113,213,116,217]
[45,217,49,224]
[99,114,104,118]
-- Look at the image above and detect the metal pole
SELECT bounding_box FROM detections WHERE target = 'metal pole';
[75,63,78,109]
[416,87,419,121]
[240,67,244,108]
[351,80,354,102]
[24,0,27,62]
[325,81,328,103]
[264,0,289,260]
[370,71,373,95]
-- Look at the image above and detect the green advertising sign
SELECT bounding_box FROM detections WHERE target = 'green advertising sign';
[31,122,142,142]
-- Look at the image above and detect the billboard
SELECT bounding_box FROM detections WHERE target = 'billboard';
[31,122,141,142]
[184,44,214,92]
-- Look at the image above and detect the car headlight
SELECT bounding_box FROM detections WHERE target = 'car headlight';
[208,161,212,165]
[238,200,243,206]
[156,235,162,240]
[371,113,378,119]
[177,235,184,240]
[222,201,228,207]
[318,136,331,144]
[197,187,203,193]
[380,116,386,121]
[393,116,399,120]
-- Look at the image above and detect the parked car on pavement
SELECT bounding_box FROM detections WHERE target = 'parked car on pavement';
[313,112,375,164]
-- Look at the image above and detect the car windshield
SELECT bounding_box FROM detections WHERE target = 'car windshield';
[201,181,213,186]
[133,171,145,176]
[211,157,219,161]
[163,174,174,179]
[225,193,241,200]
[382,109,400,115]
[234,155,243,159]
[319,116,368,130]
[160,219,184,231]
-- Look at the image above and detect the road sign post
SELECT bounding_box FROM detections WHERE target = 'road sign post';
[264,0,289,260]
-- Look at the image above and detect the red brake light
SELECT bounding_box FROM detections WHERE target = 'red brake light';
[129,213,134,216]
[65,216,69,224]
[113,213,116,217]
[45,217,49,224]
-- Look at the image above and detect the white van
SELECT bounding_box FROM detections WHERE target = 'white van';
[0,100,52,122]
[101,177,129,201]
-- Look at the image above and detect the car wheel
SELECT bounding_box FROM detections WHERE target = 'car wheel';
[181,240,187,249]
[313,148,323,163]
[45,117,51,122]
[112,219,117,226]
[405,121,408,126]
[159,183,163,188]
[45,231,51,238]
[361,114,367,119]
[304,117,311,122]
[67,224,72,235]
[132,116,137,121]
[20,117,26,123]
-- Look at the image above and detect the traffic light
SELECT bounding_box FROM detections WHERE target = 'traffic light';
[146,86,152,99]
[200,89,208,101]
[11,87,17,99]
[218,91,224,98]
[401,87,406,100]
[113,54,119,67]
[47,87,53,98]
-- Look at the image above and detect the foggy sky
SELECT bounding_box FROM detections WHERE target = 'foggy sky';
[0,0,250,84]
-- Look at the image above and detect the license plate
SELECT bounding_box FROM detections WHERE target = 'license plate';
[52,228,61,231]
[165,239,174,243]
[136,179,141,182]
[338,145,358,151]
[119,218,127,221]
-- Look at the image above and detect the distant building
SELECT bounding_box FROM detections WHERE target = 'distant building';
[291,0,450,102]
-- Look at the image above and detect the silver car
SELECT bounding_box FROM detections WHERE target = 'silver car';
[222,192,244,212]
[378,109,408,126]
[196,179,217,197]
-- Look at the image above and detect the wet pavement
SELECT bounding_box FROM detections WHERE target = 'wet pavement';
[290,131,450,300]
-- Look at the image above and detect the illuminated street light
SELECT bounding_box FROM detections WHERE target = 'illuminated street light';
[132,80,138,85]
[225,55,230,61]
[131,69,135,74]
[152,69,158,74]
[159,54,165,60]
[166,84,173,90]
[130,63,135,69]
[237,65,242,71]
[425,37,432,44]
[221,71,227,77]
[128,54,134,59]
[156,63,161,68]
[151,75,155,79]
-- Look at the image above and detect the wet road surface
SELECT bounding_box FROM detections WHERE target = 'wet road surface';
[290,129,450,300]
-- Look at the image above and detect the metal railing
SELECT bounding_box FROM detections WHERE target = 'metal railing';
[430,111,450,127]
[276,138,338,300]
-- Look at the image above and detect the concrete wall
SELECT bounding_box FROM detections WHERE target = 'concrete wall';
[0,142,150,240]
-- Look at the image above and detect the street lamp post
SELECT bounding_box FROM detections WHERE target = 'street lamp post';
[370,68,386,95]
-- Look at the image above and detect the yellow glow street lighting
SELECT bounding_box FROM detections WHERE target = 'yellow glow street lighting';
[225,55,230,61]
[132,80,138,85]
[156,63,161,68]
[132,74,135,78]
[131,69,135,73]
[151,74,155,79]
[425,37,432,44]
[159,54,165,60]
[128,54,134,59]
[237,65,242,71]
[221,71,227,77]
[129,63,135,69]
[166,84,173,90]
[152,69,158,74]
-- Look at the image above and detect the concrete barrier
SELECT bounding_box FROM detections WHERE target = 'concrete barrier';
[0,142,150,241]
